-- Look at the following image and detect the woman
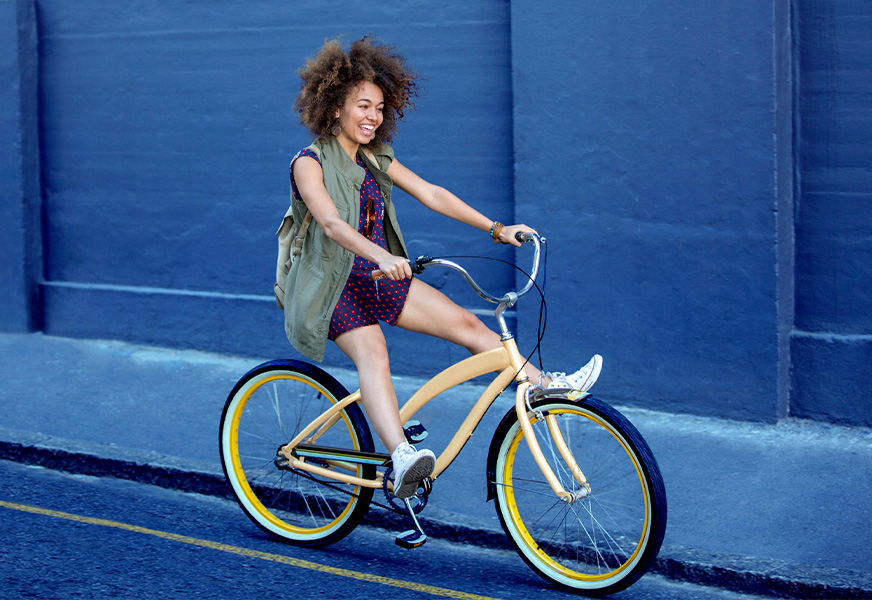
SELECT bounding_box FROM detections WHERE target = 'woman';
[285,37,602,499]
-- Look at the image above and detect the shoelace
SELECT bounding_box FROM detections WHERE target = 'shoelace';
[393,446,419,465]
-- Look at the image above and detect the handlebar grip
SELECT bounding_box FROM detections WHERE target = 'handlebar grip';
[516,231,542,244]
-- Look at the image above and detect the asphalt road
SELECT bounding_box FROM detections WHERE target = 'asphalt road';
[0,460,771,600]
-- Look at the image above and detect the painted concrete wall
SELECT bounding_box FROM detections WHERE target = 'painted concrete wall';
[0,0,41,332]
[34,0,514,373]
[792,0,872,425]
[1,1,870,425]
[511,3,784,421]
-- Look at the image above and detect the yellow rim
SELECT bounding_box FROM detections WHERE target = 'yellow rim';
[229,372,360,535]
[501,407,650,581]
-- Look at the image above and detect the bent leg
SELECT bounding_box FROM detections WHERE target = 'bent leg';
[333,324,406,452]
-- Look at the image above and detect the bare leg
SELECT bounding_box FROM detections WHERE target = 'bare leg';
[335,278,555,455]
[333,324,407,452]
[394,278,545,382]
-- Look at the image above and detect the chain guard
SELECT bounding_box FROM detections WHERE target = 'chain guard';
[274,450,432,516]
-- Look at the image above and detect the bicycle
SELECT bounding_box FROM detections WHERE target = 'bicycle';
[219,232,667,596]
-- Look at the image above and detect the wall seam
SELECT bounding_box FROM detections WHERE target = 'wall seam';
[774,0,798,421]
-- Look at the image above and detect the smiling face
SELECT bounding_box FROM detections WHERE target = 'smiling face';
[334,81,385,152]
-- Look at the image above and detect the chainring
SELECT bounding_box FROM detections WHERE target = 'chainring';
[383,466,431,514]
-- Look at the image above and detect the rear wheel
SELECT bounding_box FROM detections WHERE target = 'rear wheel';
[219,360,374,547]
[490,396,666,596]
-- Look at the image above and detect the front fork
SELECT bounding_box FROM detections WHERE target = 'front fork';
[514,382,591,502]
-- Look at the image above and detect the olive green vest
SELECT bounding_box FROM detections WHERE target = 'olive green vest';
[283,136,409,361]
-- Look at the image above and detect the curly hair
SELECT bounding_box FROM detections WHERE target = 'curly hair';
[294,36,419,145]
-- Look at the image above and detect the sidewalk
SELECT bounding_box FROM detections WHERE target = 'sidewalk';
[1,332,870,598]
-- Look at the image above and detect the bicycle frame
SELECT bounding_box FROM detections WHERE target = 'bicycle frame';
[277,233,582,502]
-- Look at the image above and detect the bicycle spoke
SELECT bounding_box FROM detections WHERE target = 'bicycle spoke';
[493,398,663,594]
[221,364,374,547]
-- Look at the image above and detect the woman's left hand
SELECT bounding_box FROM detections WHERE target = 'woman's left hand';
[498,224,538,247]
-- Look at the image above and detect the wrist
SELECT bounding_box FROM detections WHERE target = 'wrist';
[490,221,505,243]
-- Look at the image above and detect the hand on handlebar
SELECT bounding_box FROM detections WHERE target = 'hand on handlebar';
[371,255,413,281]
[372,257,431,280]
[497,224,538,247]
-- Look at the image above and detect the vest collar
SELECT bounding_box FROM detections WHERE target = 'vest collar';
[317,136,366,185]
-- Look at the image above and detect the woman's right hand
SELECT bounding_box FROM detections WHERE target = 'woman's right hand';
[374,254,413,281]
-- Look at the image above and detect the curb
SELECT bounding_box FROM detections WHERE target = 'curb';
[2,430,870,600]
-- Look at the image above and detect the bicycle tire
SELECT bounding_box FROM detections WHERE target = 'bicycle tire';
[219,359,375,547]
[488,396,666,596]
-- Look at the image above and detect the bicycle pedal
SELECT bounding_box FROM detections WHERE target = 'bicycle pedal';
[403,420,428,444]
[395,529,427,549]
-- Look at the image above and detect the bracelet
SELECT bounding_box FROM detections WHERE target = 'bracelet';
[490,221,505,243]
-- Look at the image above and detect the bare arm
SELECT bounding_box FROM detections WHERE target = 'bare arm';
[293,156,412,280]
[386,158,535,246]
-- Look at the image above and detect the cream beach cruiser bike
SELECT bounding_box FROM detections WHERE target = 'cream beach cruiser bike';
[219,232,666,596]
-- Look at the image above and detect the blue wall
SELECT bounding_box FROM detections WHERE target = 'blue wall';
[511,3,783,421]
[34,0,514,372]
[792,0,872,425]
[0,0,41,332]
[1,0,870,425]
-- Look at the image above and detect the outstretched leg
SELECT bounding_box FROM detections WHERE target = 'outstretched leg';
[395,278,601,390]
[394,278,543,380]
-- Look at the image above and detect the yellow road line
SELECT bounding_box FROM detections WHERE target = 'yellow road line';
[0,500,502,600]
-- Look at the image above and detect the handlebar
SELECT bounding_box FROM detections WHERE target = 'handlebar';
[371,232,545,307]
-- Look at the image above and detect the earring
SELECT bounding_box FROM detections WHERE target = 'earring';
[331,124,341,136]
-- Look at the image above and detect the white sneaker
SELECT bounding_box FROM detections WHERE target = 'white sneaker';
[390,442,435,499]
[546,354,603,392]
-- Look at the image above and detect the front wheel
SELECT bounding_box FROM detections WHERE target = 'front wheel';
[219,359,375,547]
[489,396,666,596]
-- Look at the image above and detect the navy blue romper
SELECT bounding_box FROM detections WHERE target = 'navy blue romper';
[290,149,411,340]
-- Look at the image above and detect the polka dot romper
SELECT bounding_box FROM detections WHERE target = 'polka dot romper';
[291,148,411,340]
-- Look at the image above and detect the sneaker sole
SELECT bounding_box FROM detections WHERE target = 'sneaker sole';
[393,455,436,499]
